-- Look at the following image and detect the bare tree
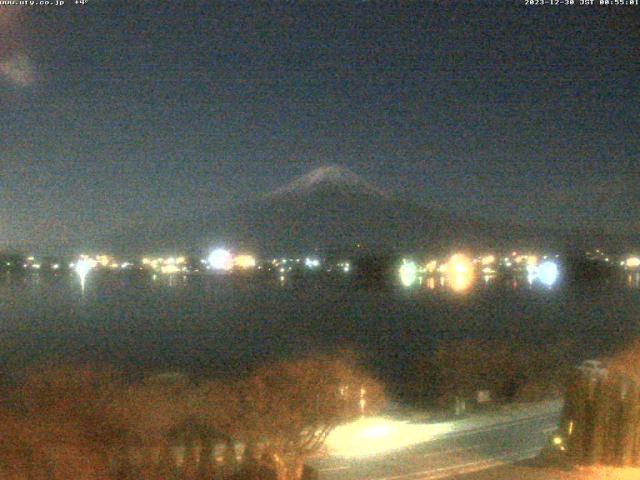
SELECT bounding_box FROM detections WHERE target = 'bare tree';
[427,339,571,406]
[233,354,385,480]
[0,357,384,480]
[561,342,640,466]
[186,380,242,478]
[1,365,125,480]
[109,375,193,478]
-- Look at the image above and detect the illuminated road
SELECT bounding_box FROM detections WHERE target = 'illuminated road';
[312,400,563,480]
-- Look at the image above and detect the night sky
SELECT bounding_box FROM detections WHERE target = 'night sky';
[1,2,638,254]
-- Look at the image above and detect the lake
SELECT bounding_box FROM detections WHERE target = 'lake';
[1,270,639,394]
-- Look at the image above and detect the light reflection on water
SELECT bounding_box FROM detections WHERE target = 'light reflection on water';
[0,271,638,388]
[419,272,559,294]
[71,269,569,295]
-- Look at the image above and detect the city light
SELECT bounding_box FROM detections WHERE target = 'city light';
[141,256,187,274]
[626,257,640,269]
[74,256,97,291]
[160,264,180,274]
[234,254,257,269]
[2,247,580,293]
[448,254,472,275]
[338,261,351,273]
[446,253,474,292]
[399,260,417,287]
[96,255,112,267]
[208,248,233,271]
[449,272,474,292]
[480,255,495,266]
[75,257,95,278]
[526,263,537,282]
[304,257,320,269]
[532,260,559,287]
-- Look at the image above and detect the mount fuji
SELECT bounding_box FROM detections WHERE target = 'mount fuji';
[110,166,555,256]
[268,165,387,198]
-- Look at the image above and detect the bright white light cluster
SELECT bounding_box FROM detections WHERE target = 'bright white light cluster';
[207,249,257,271]
[74,257,96,279]
[208,249,233,270]
[338,261,351,273]
[73,255,99,291]
[528,260,559,287]
[399,260,417,287]
[304,257,320,269]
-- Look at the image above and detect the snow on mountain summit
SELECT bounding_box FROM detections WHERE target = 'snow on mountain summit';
[271,165,385,197]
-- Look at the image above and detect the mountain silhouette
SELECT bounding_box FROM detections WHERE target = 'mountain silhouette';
[109,166,612,256]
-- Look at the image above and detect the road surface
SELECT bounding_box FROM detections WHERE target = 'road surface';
[311,400,563,480]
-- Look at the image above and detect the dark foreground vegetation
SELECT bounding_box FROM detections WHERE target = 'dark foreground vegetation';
[0,335,614,479]
[452,343,640,480]
[560,342,640,467]
[407,339,574,410]
[0,355,384,480]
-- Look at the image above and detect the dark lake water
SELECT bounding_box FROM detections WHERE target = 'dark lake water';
[1,270,639,392]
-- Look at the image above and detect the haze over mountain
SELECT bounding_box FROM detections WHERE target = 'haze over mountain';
[109,166,633,257]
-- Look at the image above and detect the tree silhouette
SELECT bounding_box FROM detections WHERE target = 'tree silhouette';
[561,342,640,466]
[1,365,125,479]
[0,356,384,480]
[234,354,385,480]
[109,374,193,478]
